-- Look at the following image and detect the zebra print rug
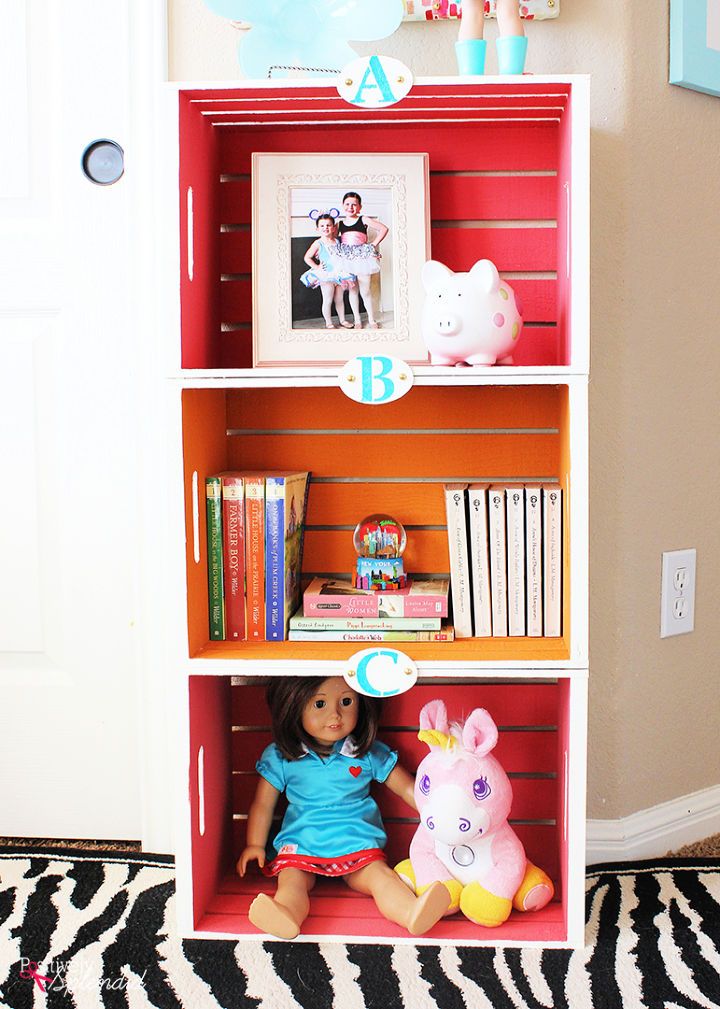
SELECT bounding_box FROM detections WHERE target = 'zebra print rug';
[1,848,719,1008]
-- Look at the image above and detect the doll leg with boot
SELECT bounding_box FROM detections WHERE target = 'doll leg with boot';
[346,861,451,936]
[455,0,487,75]
[248,868,315,940]
[496,0,528,74]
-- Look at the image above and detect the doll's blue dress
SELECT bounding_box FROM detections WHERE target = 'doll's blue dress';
[256,736,398,876]
[300,239,357,291]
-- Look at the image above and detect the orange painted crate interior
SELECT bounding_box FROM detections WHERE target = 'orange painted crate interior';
[182,383,572,661]
[188,676,573,943]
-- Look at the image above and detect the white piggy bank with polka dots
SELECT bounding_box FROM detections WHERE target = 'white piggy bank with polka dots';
[421,259,523,366]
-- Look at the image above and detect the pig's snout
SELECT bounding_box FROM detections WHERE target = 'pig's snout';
[432,313,462,337]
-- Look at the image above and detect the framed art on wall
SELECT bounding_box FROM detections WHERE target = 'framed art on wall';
[252,153,431,367]
[670,0,720,96]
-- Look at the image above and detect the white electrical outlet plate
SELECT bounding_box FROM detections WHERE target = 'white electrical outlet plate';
[661,549,696,638]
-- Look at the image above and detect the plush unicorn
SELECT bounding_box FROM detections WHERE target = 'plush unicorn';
[394,699,554,928]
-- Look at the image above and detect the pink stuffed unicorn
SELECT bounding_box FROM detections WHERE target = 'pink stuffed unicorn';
[395,699,554,928]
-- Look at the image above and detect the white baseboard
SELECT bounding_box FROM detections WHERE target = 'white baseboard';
[586,784,720,865]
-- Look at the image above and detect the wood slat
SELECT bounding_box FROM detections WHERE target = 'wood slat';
[225,385,563,432]
[430,226,556,273]
[430,174,557,222]
[306,482,450,526]
[219,122,560,174]
[226,432,559,480]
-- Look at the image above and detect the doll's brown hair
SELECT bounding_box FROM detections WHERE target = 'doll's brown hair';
[266,676,380,760]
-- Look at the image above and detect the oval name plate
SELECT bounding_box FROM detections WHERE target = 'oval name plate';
[339,354,414,405]
[337,55,413,109]
[344,648,418,698]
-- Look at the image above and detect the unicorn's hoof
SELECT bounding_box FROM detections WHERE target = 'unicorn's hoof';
[394,859,416,890]
[513,863,555,912]
[459,882,512,928]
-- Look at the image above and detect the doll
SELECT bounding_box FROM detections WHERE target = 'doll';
[237,675,451,939]
[337,192,388,330]
[299,213,358,329]
[456,0,528,76]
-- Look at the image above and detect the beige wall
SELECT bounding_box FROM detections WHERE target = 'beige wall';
[168,1,720,821]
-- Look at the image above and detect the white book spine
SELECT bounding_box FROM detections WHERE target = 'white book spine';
[506,487,526,636]
[443,485,473,638]
[525,486,543,636]
[467,485,492,637]
[488,487,508,637]
[543,486,563,636]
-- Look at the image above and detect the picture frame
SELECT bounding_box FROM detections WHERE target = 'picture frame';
[252,153,431,367]
[401,0,559,22]
[670,0,720,97]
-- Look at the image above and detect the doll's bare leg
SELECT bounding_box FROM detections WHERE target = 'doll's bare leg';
[346,861,451,936]
[248,868,315,940]
[496,0,523,36]
[458,0,484,40]
[358,276,378,328]
[320,282,336,328]
[347,282,362,327]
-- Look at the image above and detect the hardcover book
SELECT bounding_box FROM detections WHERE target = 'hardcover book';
[505,485,526,637]
[467,483,492,638]
[525,485,543,637]
[265,471,310,641]
[244,475,266,641]
[205,476,225,641]
[221,473,246,641]
[488,486,508,637]
[288,626,455,642]
[443,484,472,638]
[302,577,449,619]
[543,485,563,636]
[289,612,442,632]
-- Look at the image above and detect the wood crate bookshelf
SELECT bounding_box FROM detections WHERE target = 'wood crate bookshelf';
[166,74,590,949]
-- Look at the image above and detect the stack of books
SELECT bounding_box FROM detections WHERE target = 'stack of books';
[205,471,310,642]
[289,577,453,642]
[443,483,562,638]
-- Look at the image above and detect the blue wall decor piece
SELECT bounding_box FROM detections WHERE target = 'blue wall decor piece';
[670,0,720,97]
[203,0,404,78]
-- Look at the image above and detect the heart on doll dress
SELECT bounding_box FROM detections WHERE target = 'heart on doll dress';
[349,766,362,778]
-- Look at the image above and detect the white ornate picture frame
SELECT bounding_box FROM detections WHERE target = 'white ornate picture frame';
[252,153,430,367]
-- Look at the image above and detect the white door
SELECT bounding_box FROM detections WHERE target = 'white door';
[0,1,164,841]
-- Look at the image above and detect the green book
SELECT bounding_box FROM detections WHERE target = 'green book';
[206,475,225,640]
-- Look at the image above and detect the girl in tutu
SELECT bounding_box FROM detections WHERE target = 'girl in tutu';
[337,192,389,329]
[300,214,357,329]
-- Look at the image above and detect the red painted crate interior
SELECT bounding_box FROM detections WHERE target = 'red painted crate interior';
[182,383,572,662]
[189,676,572,943]
[178,82,575,370]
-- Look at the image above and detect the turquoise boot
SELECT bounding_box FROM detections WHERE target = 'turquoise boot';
[496,35,528,74]
[455,39,487,76]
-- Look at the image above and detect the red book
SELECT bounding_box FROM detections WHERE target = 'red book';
[302,578,449,619]
[244,475,265,640]
[221,474,245,641]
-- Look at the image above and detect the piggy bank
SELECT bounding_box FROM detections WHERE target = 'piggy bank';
[421,259,523,366]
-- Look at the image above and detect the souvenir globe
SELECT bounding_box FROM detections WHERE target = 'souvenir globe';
[353,514,408,591]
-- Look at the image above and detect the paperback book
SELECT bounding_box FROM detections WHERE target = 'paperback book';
[289,611,442,632]
[265,471,310,641]
[505,485,526,637]
[488,486,508,637]
[525,485,543,636]
[205,476,225,640]
[443,483,472,638]
[221,473,246,641]
[543,485,563,636]
[288,626,455,642]
[467,483,492,637]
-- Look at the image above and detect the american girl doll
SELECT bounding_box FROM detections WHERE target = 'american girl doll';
[337,192,389,330]
[237,675,451,939]
[456,0,527,76]
[299,214,358,329]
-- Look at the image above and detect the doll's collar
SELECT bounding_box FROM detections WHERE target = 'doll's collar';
[299,736,359,759]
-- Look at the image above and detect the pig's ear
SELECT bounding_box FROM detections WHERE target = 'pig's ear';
[422,259,453,292]
[469,259,500,294]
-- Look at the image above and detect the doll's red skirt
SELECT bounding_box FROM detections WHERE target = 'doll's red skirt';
[262,847,385,877]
